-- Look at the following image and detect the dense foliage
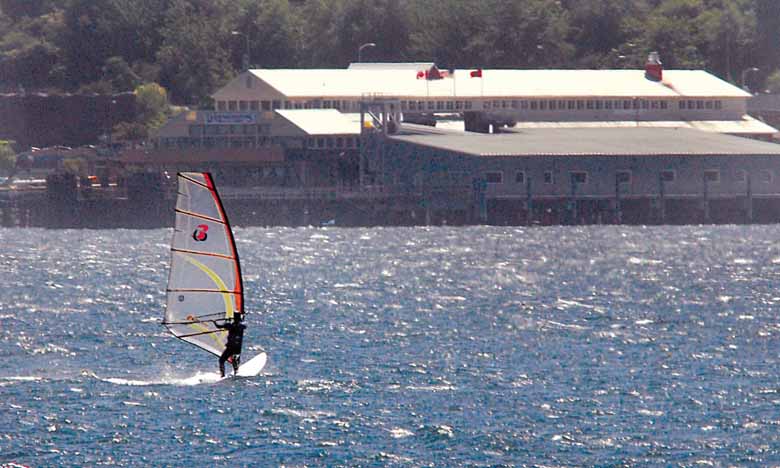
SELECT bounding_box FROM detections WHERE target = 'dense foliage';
[1,0,778,107]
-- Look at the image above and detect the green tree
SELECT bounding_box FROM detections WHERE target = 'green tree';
[697,0,756,82]
[638,0,706,70]
[765,70,780,94]
[156,0,238,105]
[756,0,780,76]
[486,0,573,68]
[0,139,16,175]
[295,0,345,67]
[408,1,493,67]
[238,0,299,68]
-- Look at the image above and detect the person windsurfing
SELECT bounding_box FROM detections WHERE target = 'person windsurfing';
[216,313,246,377]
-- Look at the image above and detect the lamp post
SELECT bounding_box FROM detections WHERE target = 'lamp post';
[741,67,759,92]
[232,31,250,70]
[358,42,376,63]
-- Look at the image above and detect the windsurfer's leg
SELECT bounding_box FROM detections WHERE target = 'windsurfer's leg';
[232,354,240,374]
[219,349,230,377]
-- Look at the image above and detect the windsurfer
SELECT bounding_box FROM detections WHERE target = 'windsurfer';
[216,313,246,377]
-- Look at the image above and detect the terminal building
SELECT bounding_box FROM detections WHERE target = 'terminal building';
[120,54,780,226]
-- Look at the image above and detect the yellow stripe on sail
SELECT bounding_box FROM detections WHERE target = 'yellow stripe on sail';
[182,254,235,348]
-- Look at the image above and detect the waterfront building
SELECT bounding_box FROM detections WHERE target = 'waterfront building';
[112,57,780,226]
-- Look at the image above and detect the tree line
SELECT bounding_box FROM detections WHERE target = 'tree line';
[1,0,779,109]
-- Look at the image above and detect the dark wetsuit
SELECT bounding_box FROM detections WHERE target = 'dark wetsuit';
[216,318,246,377]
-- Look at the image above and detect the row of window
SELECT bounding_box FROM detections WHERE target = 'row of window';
[216,98,726,114]
[189,124,272,137]
[156,135,361,151]
[484,168,773,185]
[157,136,281,150]
[306,136,361,150]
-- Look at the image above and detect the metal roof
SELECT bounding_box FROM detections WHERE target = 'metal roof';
[275,109,361,135]
[388,126,780,157]
[436,115,777,135]
[244,68,750,100]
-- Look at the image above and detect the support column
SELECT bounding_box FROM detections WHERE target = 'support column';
[703,173,710,222]
[658,174,666,224]
[526,176,533,226]
[614,174,622,224]
[746,173,753,223]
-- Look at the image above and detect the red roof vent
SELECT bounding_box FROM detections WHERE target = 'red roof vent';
[645,51,663,81]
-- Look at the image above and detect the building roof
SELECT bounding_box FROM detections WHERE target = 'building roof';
[275,109,361,135]
[388,126,780,157]
[231,68,750,100]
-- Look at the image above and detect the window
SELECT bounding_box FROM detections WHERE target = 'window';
[660,170,675,183]
[616,170,631,184]
[239,100,248,111]
[261,100,271,111]
[485,171,503,184]
[511,100,519,109]
[250,101,259,111]
[704,169,720,183]
[530,101,538,110]
[605,100,613,109]
[577,100,585,110]
[427,101,435,110]
[446,101,454,110]
[539,100,547,110]
[567,100,575,110]
[570,171,587,185]
[228,101,237,111]
[456,101,463,110]
[715,101,722,109]
[409,101,417,111]
[544,171,554,184]
[515,171,525,184]
[760,170,773,183]
[464,101,473,110]
[245,76,253,88]
[734,169,746,182]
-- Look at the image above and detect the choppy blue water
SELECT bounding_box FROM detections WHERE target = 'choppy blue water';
[1,226,780,467]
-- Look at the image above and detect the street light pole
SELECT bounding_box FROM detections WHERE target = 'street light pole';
[358,42,376,63]
[232,31,250,70]
[741,67,759,92]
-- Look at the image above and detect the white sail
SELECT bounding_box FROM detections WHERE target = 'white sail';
[164,172,244,357]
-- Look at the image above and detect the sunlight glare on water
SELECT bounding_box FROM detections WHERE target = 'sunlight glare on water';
[1,225,779,466]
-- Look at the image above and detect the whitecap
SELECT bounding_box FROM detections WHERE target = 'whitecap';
[389,427,414,438]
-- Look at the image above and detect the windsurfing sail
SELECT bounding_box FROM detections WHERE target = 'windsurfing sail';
[164,172,244,357]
